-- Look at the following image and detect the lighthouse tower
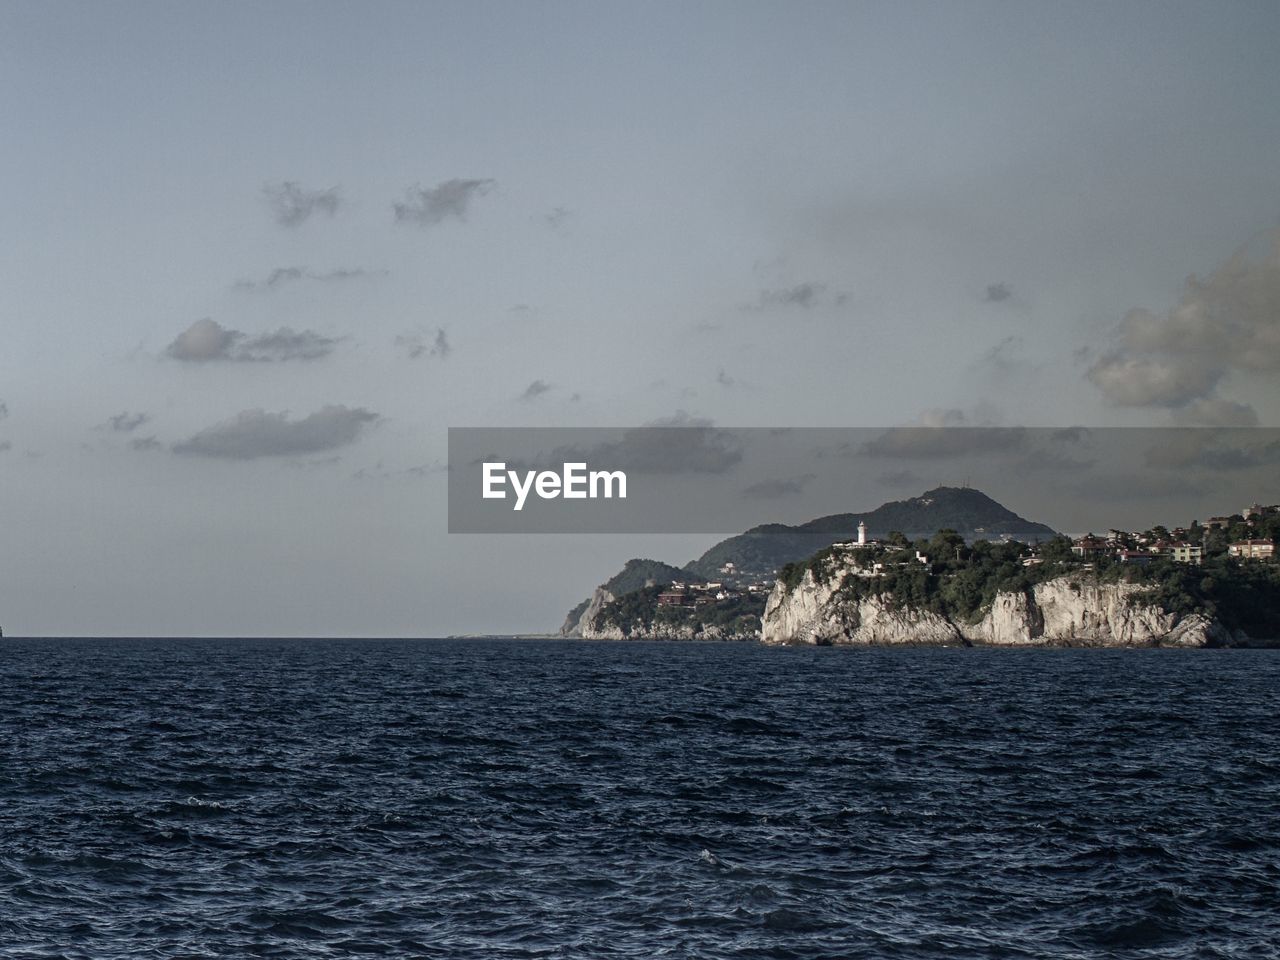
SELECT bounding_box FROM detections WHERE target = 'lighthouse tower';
[857,521,867,546]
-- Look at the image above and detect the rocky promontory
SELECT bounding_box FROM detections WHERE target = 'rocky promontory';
[761,559,1243,648]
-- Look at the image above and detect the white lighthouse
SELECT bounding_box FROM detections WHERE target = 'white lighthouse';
[857,521,867,546]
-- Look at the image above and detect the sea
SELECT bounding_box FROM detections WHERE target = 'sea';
[1,638,1278,959]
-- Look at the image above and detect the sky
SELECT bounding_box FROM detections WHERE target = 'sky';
[1,0,1279,636]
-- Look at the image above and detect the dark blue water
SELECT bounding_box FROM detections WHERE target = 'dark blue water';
[2,639,1279,958]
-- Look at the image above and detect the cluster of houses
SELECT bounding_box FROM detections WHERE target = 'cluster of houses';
[1065,502,1278,567]
[1067,536,1205,566]
[655,505,1276,607]
[656,565,777,608]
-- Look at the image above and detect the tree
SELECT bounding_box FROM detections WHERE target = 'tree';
[929,529,966,562]
[1039,535,1075,562]
[1203,527,1228,557]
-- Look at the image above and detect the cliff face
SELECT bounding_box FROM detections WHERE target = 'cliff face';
[761,567,1240,648]
[579,621,759,641]
[565,585,760,640]
[562,586,615,638]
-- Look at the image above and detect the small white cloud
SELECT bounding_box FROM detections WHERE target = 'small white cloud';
[166,319,338,362]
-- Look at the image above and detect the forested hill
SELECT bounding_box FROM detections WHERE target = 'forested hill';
[683,486,1056,579]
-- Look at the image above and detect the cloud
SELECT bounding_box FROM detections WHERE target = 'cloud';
[317,268,377,282]
[877,468,922,488]
[287,455,344,471]
[861,410,1027,459]
[130,436,162,452]
[166,319,338,362]
[167,318,241,361]
[173,406,378,459]
[0,440,10,453]
[531,415,743,475]
[108,412,149,432]
[262,181,341,227]
[1067,471,1209,501]
[0,400,7,419]
[352,460,446,481]
[1087,229,1280,410]
[543,206,571,229]
[983,283,1012,303]
[234,266,384,291]
[862,428,1027,459]
[394,178,495,226]
[1012,449,1096,473]
[1141,429,1280,472]
[742,474,817,499]
[758,282,825,309]
[979,335,1025,374]
[1171,398,1259,427]
[716,368,735,387]
[262,266,304,288]
[397,328,450,360]
[239,329,339,362]
[431,329,451,358]
[1086,354,1220,407]
[747,281,849,312]
[1050,426,1092,445]
[519,379,552,401]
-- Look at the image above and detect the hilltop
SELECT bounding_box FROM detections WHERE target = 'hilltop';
[684,486,1056,580]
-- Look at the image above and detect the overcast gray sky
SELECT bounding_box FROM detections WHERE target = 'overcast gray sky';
[1,0,1278,635]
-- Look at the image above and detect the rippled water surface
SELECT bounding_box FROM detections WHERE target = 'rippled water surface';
[2,639,1279,958]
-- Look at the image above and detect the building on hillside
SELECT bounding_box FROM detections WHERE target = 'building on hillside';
[1228,540,1276,560]
[657,589,693,607]
[1118,549,1156,565]
[1170,543,1203,565]
[835,520,883,552]
[1072,535,1107,558]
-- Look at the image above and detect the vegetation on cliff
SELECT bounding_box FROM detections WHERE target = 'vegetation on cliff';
[562,487,1060,631]
[588,586,765,639]
[1127,559,1280,637]
[781,530,1280,634]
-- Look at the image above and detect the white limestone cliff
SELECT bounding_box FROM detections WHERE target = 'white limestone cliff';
[561,586,615,638]
[761,563,1241,647]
